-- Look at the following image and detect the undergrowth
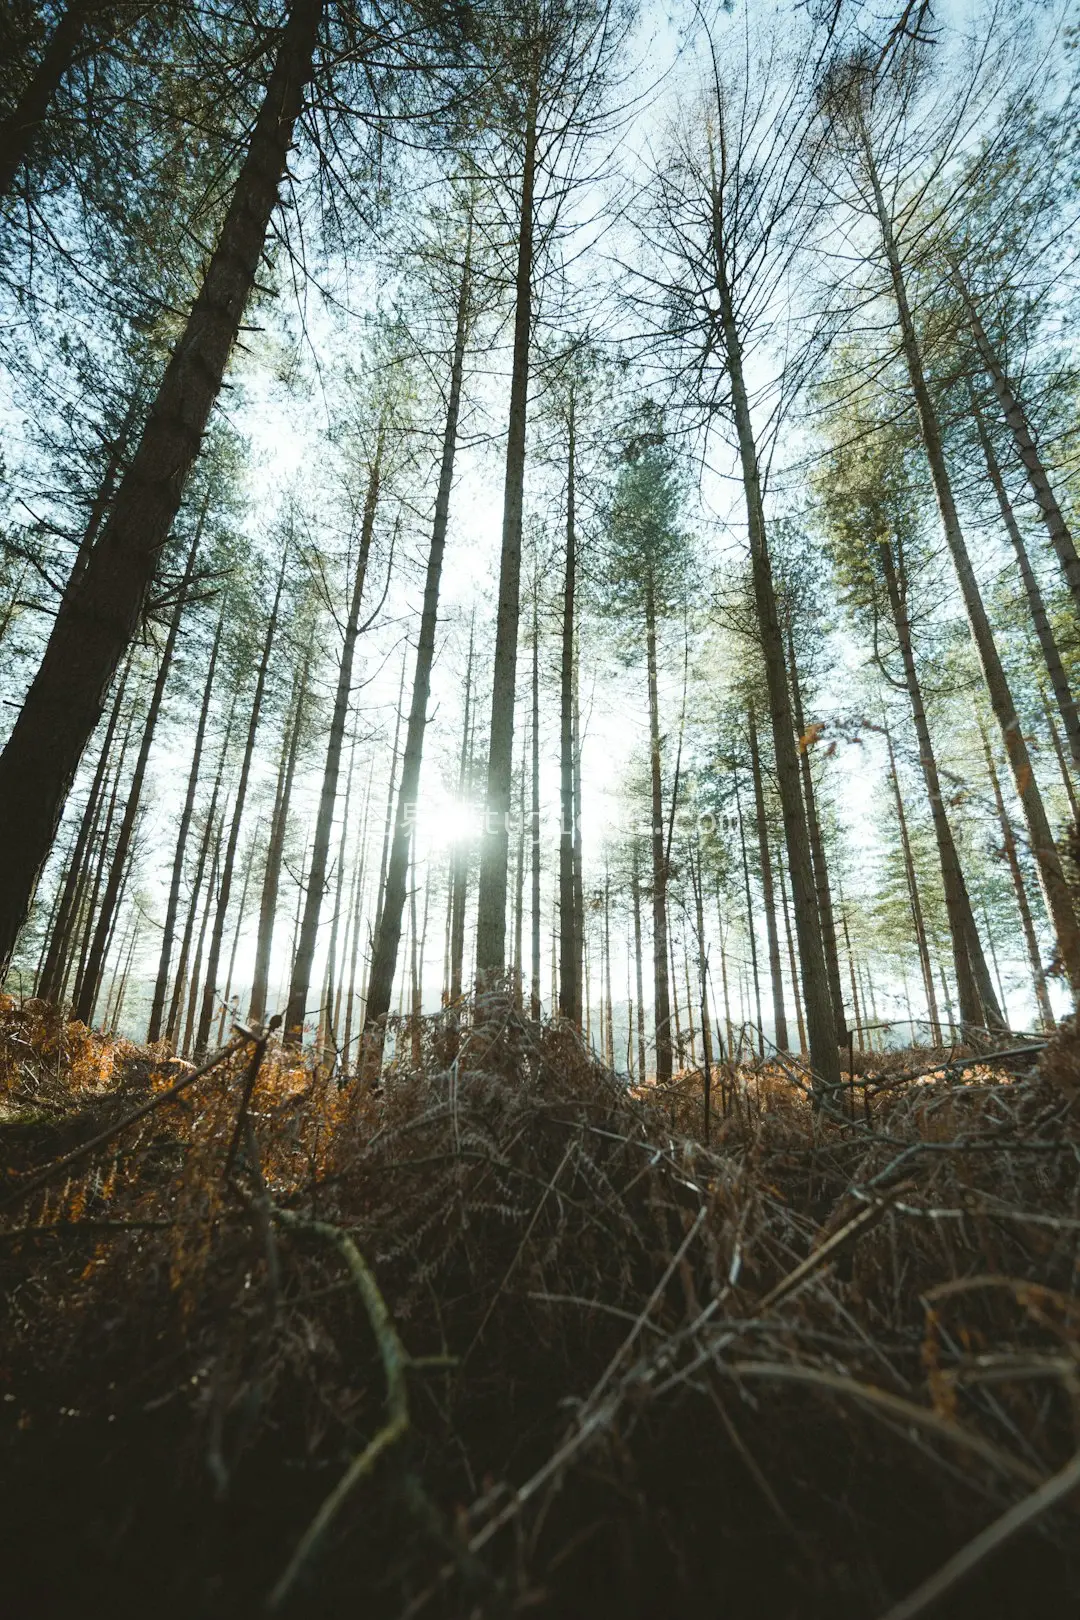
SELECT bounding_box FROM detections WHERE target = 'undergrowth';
[1,991,1078,1620]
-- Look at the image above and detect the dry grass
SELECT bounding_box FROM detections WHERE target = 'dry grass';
[1,991,1078,1619]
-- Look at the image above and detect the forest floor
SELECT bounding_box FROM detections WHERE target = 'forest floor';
[1,996,1078,1620]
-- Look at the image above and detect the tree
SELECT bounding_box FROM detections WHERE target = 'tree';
[640,26,843,1091]
[0,0,326,976]
[600,408,693,1084]
[472,0,631,987]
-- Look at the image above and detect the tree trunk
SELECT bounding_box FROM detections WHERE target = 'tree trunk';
[1041,688,1080,822]
[370,653,407,967]
[972,387,1080,770]
[249,649,309,1024]
[879,541,1005,1033]
[716,883,734,1059]
[787,627,848,1043]
[183,828,221,1057]
[632,845,647,1081]
[0,0,324,976]
[706,144,839,1091]
[512,748,525,1006]
[572,663,584,1008]
[690,844,714,1075]
[980,722,1056,1031]
[109,914,140,1036]
[748,702,788,1051]
[365,230,472,1026]
[147,596,224,1041]
[449,628,474,1006]
[166,699,235,1044]
[70,687,140,1011]
[196,548,288,1052]
[287,444,381,1042]
[90,815,137,1025]
[75,528,199,1024]
[867,142,1080,999]
[475,101,537,986]
[558,383,580,1023]
[530,586,542,1022]
[603,863,614,1067]
[884,720,941,1044]
[0,0,87,195]
[951,264,1080,623]
[645,577,672,1082]
[38,650,133,1003]
[734,767,763,1057]
[838,883,863,1055]
[777,849,806,1052]
[341,759,374,1074]
[216,819,260,1045]
[322,732,358,1057]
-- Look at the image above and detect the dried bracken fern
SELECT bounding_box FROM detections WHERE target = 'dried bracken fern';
[0,998,1077,1620]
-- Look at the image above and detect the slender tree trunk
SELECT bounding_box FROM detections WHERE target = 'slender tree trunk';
[980,722,1056,1031]
[0,0,88,196]
[371,654,407,964]
[216,819,260,1045]
[512,749,525,1005]
[341,760,374,1073]
[572,665,584,1007]
[707,143,839,1091]
[603,863,614,1067]
[448,626,475,1007]
[287,443,381,1042]
[645,578,672,1081]
[716,884,734,1059]
[530,587,541,1022]
[33,850,69,994]
[748,702,788,1051]
[787,628,848,1043]
[1041,688,1080,821]
[38,650,133,1002]
[879,541,1004,1033]
[632,846,647,1081]
[110,915,140,1036]
[690,846,714,1075]
[777,849,806,1052]
[147,595,224,1041]
[196,549,287,1052]
[951,264,1080,623]
[183,831,221,1057]
[884,720,941,1045]
[0,0,324,974]
[90,824,137,1025]
[75,529,198,1024]
[70,693,139,1011]
[734,768,763,1057]
[476,101,537,985]
[249,650,309,1024]
[327,737,360,1053]
[319,731,358,1056]
[972,388,1080,770]
[981,898,1009,1025]
[103,916,134,1034]
[866,141,1080,999]
[682,931,697,1065]
[165,699,235,1044]
[365,233,473,1027]
[558,384,580,1023]
[838,886,863,1055]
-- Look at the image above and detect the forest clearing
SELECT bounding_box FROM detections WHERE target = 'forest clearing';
[3,0,1080,1609]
